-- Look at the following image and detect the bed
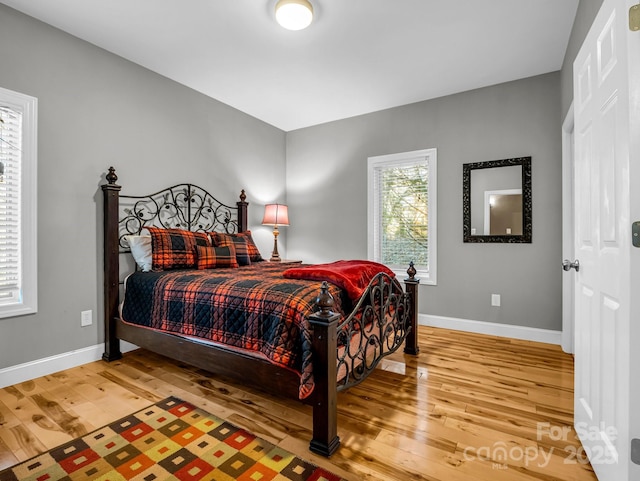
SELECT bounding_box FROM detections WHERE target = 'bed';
[101,166,420,456]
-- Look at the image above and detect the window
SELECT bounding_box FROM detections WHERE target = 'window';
[368,148,437,284]
[0,87,37,318]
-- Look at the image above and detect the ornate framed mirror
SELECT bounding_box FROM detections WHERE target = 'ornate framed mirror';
[463,156,532,243]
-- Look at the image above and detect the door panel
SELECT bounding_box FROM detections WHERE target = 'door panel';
[599,98,617,243]
[601,296,619,456]
[577,125,593,244]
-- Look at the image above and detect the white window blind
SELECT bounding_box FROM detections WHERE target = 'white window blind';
[368,149,437,284]
[0,106,22,302]
[0,86,37,318]
[373,161,429,267]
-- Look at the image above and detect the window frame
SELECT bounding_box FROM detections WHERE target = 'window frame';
[0,86,38,318]
[367,148,437,285]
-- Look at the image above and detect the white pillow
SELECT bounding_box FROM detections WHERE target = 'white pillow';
[126,234,152,272]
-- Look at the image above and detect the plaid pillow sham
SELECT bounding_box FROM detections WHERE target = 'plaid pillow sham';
[236,231,263,262]
[210,232,252,266]
[196,245,239,269]
[147,227,211,270]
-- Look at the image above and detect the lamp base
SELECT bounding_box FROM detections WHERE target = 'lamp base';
[270,226,281,262]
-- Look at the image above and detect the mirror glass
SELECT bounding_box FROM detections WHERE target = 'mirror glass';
[463,157,532,243]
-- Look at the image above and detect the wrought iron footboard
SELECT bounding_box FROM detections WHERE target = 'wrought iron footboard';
[336,272,412,391]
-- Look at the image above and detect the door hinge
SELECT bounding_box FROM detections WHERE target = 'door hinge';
[632,438,640,465]
[633,221,640,247]
[630,4,640,31]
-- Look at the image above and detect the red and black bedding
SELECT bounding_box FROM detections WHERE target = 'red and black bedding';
[120,225,405,400]
[121,262,347,400]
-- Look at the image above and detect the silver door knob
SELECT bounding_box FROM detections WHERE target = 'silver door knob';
[562,259,580,272]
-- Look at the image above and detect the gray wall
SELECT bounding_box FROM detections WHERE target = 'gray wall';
[286,72,562,330]
[561,0,604,118]
[0,1,602,370]
[0,5,286,369]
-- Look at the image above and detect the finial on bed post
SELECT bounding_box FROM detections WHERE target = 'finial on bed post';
[308,281,341,457]
[106,166,118,185]
[406,261,417,280]
[237,189,248,233]
[314,281,335,317]
[403,261,420,356]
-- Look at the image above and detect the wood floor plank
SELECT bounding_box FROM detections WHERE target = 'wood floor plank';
[0,387,73,450]
[0,327,598,481]
[0,435,18,471]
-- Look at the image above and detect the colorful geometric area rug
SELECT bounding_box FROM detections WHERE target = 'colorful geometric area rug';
[0,396,346,481]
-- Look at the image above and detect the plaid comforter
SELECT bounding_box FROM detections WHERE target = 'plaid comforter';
[121,263,346,399]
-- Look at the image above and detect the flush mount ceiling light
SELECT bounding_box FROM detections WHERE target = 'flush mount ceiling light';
[275,0,314,31]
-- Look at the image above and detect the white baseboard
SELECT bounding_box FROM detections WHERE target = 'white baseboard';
[0,316,561,389]
[0,341,139,389]
[419,314,562,345]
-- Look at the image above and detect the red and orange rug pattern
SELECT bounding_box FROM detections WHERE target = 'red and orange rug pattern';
[0,397,346,481]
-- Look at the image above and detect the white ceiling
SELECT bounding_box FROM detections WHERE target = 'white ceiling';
[1,0,579,132]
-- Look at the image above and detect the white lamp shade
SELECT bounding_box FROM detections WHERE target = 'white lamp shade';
[262,204,290,226]
[275,0,313,31]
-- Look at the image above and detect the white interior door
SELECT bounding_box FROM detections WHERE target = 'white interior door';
[572,0,640,479]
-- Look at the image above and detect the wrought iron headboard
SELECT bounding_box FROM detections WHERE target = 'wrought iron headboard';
[117,183,246,249]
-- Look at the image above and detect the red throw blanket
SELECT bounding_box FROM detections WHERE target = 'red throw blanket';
[283,260,395,301]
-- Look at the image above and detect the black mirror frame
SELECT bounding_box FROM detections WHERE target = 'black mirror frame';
[463,156,532,243]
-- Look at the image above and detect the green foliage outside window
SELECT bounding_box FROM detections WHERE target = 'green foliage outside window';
[379,164,428,267]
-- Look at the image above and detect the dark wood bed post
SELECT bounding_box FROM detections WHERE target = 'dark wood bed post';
[403,262,420,355]
[102,167,123,362]
[237,189,248,233]
[307,282,341,457]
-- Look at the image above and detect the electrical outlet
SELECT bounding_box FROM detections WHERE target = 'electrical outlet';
[491,294,501,307]
[81,310,92,327]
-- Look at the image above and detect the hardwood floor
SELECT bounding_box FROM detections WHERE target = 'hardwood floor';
[0,327,598,480]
